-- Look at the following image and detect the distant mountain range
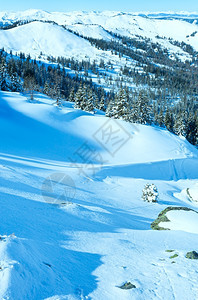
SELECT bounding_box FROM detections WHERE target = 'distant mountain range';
[0,10,197,96]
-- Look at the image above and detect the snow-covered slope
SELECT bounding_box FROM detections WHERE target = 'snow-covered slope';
[0,9,197,60]
[1,91,197,165]
[1,91,198,299]
[0,21,105,60]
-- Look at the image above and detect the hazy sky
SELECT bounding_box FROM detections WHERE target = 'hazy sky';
[0,0,197,12]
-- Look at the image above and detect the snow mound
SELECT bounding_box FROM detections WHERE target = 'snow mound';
[160,209,198,234]
[187,184,198,202]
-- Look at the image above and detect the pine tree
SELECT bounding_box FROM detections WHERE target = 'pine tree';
[136,92,151,124]
[106,98,115,117]
[129,97,139,123]
[0,58,8,91]
[142,184,158,203]
[68,87,75,102]
[186,113,197,145]
[173,112,187,137]
[8,72,22,92]
[99,95,106,111]
[105,94,119,118]
[74,84,87,110]
[23,70,37,100]
[93,93,99,109]
[156,107,164,127]
[130,91,151,124]
[114,88,129,121]
[43,81,51,96]
[164,108,174,132]
[84,90,94,112]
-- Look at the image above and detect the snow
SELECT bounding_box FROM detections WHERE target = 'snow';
[160,210,198,234]
[188,184,198,201]
[1,91,198,299]
[0,21,103,61]
[66,24,113,41]
[0,10,197,64]
[1,91,196,166]
[0,10,197,299]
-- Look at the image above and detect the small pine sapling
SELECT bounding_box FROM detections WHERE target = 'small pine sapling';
[142,184,158,203]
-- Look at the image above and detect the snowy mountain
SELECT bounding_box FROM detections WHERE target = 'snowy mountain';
[0,10,198,300]
[0,90,198,299]
[0,21,103,61]
[0,10,198,57]
[0,9,197,101]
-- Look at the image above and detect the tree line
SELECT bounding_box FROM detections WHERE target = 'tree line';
[0,48,197,147]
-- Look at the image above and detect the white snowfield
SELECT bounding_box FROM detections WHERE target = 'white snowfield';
[0,21,105,61]
[0,10,197,62]
[187,184,198,201]
[160,210,198,233]
[0,91,198,300]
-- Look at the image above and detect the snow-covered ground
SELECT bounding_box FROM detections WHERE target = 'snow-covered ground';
[0,91,198,299]
[187,184,198,202]
[159,210,198,233]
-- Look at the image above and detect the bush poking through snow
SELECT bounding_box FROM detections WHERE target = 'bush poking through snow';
[185,251,198,259]
[151,206,197,230]
[119,282,136,289]
[142,184,158,203]
[169,254,178,259]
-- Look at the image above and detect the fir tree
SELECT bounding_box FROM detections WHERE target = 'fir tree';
[9,72,22,92]
[106,94,119,118]
[93,92,99,109]
[99,95,106,111]
[23,69,37,100]
[84,90,94,112]
[114,88,129,121]
[106,98,115,117]
[136,92,151,124]
[74,84,86,110]
[164,109,174,132]
[156,107,164,127]
[173,112,187,137]
[186,113,197,145]
[142,184,158,203]
[130,91,151,124]
[0,58,8,91]
[68,87,75,102]
[129,97,139,123]
[43,81,51,96]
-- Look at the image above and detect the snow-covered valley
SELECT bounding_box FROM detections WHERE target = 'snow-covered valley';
[0,91,198,299]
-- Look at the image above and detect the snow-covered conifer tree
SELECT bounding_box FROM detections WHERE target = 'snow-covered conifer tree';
[115,88,129,120]
[99,95,106,112]
[142,184,158,203]
[68,87,75,102]
[74,84,86,110]
[84,90,94,112]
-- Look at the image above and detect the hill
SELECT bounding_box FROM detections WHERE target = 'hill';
[0,91,198,299]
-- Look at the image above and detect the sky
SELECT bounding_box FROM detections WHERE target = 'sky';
[0,0,197,12]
